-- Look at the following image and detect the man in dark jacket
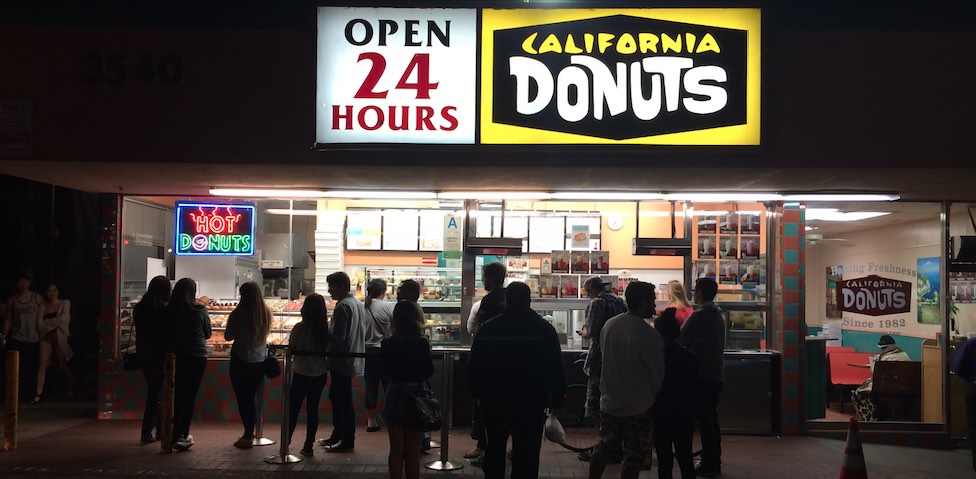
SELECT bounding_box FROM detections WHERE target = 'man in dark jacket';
[469,282,566,479]
[678,278,725,477]
[465,261,507,460]
[654,308,698,479]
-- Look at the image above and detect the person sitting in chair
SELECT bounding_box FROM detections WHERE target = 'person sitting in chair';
[851,335,910,421]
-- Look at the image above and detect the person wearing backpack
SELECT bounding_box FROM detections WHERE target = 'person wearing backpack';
[578,276,628,462]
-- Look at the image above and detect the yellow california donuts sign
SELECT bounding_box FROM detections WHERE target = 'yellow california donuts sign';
[480,9,761,145]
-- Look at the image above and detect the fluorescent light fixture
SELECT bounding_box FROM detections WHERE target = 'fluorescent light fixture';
[806,208,891,222]
[321,190,436,199]
[782,193,900,202]
[665,193,782,202]
[266,209,346,217]
[551,192,665,200]
[437,191,552,200]
[210,188,328,198]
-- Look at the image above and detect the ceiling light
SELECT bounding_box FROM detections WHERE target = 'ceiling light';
[210,188,329,198]
[806,208,891,222]
[266,209,347,217]
[437,192,552,200]
[322,190,436,199]
[782,193,900,202]
[665,193,782,202]
[551,192,665,200]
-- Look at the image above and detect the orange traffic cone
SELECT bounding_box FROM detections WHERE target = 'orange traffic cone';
[840,417,867,479]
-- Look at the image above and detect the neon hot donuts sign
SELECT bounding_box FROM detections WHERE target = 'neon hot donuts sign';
[175,203,255,256]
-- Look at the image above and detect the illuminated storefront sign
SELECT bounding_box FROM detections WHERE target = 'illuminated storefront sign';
[175,203,255,256]
[481,8,761,145]
[836,274,912,316]
[316,7,477,144]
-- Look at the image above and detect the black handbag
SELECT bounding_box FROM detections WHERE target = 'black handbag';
[263,346,281,378]
[413,381,442,432]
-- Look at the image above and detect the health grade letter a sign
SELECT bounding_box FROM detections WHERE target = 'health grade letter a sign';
[317,7,477,144]
[176,203,255,256]
[481,9,761,145]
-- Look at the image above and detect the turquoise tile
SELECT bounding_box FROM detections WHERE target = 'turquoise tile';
[785,277,799,290]
[785,250,799,264]
[784,385,798,399]
[784,414,799,426]
[784,223,799,236]
[784,358,798,372]
[785,304,799,318]
[784,331,799,344]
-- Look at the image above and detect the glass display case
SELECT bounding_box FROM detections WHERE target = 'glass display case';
[347,266,463,346]
[718,302,768,351]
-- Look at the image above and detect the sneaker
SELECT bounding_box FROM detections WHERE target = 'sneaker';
[300,446,314,457]
[173,435,194,451]
[140,433,156,445]
[233,436,254,449]
[324,440,354,453]
[695,462,721,477]
[464,447,484,459]
[366,419,381,432]
[469,455,484,467]
[318,437,341,447]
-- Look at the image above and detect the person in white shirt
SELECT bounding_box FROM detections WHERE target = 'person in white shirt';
[588,281,664,479]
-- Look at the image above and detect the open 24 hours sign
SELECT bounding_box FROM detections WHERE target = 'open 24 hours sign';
[481,9,761,145]
[316,7,477,144]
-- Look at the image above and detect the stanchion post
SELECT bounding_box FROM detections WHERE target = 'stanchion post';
[3,350,19,451]
[160,353,175,453]
[265,346,300,464]
[425,350,463,471]
[252,374,276,446]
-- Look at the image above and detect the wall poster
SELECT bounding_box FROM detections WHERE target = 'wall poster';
[916,257,940,324]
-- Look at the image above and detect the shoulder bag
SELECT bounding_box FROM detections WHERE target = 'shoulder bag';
[413,379,442,432]
[263,345,282,378]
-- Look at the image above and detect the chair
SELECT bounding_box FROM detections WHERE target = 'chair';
[872,361,922,420]
[827,352,874,411]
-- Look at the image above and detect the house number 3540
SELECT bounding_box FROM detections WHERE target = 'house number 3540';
[79,53,184,86]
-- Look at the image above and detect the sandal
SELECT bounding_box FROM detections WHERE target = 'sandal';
[28,395,42,405]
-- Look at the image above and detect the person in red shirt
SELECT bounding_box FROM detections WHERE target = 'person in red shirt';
[665,280,694,326]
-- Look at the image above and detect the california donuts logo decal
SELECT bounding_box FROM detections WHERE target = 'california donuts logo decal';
[481,9,760,144]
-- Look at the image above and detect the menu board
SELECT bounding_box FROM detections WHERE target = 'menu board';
[382,210,419,251]
[529,217,566,253]
[419,211,446,251]
[346,212,382,250]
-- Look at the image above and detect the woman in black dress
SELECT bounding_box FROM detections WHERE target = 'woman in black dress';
[381,301,433,479]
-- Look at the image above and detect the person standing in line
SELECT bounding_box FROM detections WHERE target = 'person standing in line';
[678,278,725,477]
[133,276,171,444]
[33,283,75,404]
[287,293,330,457]
[382,301,434,479]
[396,278,433,452]
[224,281,272,449]
[2,274,44,401]
[363,279,394,433]
[469,282,566,479]
[588,281,664,479]
[464,262,507,462]
[952,333,976,472]
[578,276,628,461]
[165,278,212,451]
[653,308,698,479]
[666,280,695,326]
[321,272,366,453]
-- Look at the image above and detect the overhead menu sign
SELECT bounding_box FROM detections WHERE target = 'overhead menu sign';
[316,7,477,144]
[176,203,255,256]
[481,8,761,145]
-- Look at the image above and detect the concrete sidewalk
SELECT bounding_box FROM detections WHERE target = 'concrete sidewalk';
[1,398,972,478]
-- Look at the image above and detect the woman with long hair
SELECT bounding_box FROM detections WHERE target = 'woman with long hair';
[133,275,172,444]
[287,293,330,456]
[165,277,212,451]
[381,301,433,479]
[667,280,695,326]
[225,281,273,449]
[33,283,74,404]
[363,278,393,432]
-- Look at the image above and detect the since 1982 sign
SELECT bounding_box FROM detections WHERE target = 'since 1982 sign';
[316,7,477,144]
[481,9,760,145]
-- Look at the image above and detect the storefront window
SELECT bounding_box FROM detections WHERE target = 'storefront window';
[805,201,943,424]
